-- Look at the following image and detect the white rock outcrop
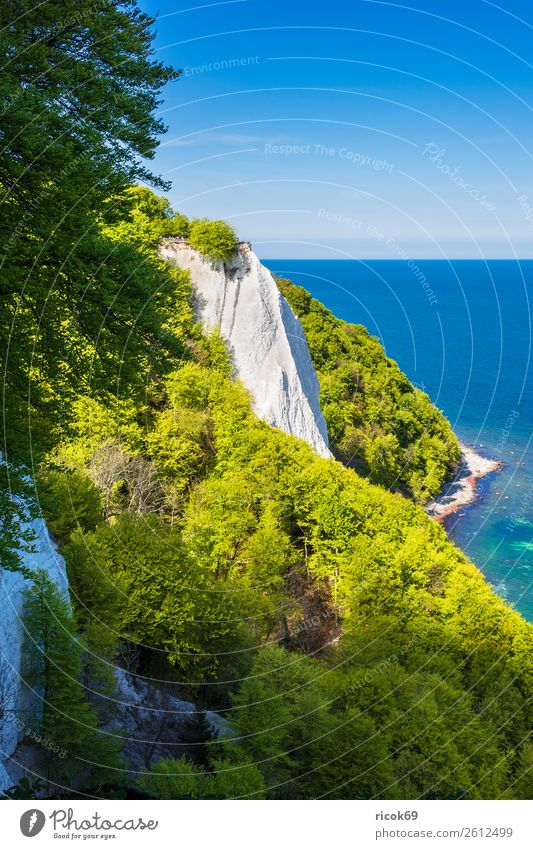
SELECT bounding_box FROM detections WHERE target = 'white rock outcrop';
[160,239,331,458]
[104,669,231,771]
[0,508,68,793]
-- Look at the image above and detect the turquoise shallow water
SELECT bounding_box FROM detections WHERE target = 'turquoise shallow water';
[264,259,533,621]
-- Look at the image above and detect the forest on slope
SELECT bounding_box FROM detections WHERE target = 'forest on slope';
[276,277,461,502]
[0,0,531,800]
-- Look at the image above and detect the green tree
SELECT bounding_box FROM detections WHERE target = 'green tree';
[181,710,218,769]
[137,755,265,799]
[0,0,181,469]
[188,219,238,262]
[514,743,533,800]
[104,186,190,253]
[231,645,333,796]
[69,514,234,677]
[36,468,103,545]
[22,572,119,786]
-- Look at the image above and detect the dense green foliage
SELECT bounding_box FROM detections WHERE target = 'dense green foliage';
[0,0,187,571]
[54,348,531,799]
[277,277,461,502]
[137,756,266,800]
[22,572,120,785]
[4,174,531,798]
[36,469,103,545]
[188,218,239,262]
[9,214,532,802]
[1,0,530,803]
[0,0,181,456]
[66,514,234,677]
[103,186,191,253]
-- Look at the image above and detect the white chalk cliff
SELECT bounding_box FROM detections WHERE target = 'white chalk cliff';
[159,239,331,458]
[0,506,69,792]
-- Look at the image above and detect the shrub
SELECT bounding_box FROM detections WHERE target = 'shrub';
[170,212,191,239]
[137,756,265,799]
[188,218,238,262]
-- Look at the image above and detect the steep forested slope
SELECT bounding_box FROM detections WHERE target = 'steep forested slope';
[277,277,461,503]
[24,193,530,799]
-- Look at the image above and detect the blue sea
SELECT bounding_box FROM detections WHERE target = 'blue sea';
[264,259,533,621]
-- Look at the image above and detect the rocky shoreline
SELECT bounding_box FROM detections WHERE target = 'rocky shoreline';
[426,442,502,522]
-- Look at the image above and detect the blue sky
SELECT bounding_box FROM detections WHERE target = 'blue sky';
[140,0,533,258]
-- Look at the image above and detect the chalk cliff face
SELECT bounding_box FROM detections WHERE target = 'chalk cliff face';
[159,239,331,459]
[0,509,68,792]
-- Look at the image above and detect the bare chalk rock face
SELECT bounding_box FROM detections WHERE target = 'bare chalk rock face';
[160,239,331,459]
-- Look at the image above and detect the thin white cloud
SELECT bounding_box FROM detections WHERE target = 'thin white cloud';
[161,131,298,148]
[162,132,261,147]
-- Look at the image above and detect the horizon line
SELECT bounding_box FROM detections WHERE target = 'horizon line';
[259,256,533,261]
